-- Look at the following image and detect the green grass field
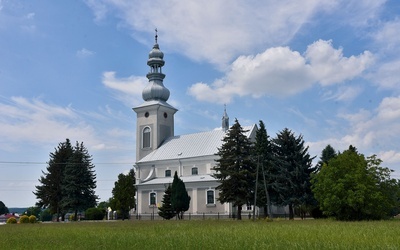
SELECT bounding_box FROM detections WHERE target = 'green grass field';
[1,219,399,249]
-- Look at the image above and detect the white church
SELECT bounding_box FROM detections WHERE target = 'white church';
[133,34,285,218]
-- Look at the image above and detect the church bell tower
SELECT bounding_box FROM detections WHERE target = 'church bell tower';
[133,30,177,161]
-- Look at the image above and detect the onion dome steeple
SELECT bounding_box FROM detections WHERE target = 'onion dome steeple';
[142,29,170,102]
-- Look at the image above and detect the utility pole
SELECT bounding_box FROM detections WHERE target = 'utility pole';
[253,156,259,221]
[262,160,273,219]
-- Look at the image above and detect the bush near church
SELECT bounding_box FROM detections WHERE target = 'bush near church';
[19,215,30,223]
[40,209,53,222]
[85,207,105,220]
[29,215,37,223]
[6,217,17,224]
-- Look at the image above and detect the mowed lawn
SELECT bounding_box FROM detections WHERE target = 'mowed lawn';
[1,219,400,249]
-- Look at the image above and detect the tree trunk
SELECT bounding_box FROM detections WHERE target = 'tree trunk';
[237,206,242,220]
[289,204,294,220]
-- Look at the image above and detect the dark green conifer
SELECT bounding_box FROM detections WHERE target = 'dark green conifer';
[213,119,256,220]
[158,185,175,220]
[272,128,315,219]
[171,171,191,219]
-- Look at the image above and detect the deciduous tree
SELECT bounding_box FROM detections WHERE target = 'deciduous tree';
[111,169,136,220]
[312,146,400,220]
[24,206,41,217]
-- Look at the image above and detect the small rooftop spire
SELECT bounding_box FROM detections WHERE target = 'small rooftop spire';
[222,104,229,132]
[155,28,158,44]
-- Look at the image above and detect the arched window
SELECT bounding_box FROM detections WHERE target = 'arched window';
[192,167,198,175]
[143,127,151,148]
[165,169,171,177]
[149,192,156,206]
[206,190,215,205]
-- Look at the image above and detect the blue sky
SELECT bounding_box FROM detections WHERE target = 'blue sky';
[1,0,400,208]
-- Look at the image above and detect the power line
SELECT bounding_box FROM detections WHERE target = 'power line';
[0,161,134,165]
[0,180,116,182]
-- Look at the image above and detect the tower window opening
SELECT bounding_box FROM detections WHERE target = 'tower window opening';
[143,127,151,148]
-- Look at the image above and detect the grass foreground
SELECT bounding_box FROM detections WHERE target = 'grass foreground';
[1,219,400,249]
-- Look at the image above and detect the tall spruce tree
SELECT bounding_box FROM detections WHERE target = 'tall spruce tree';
[315,144,337,172]
[254,120,275,218]
[34,139,73,221]
[272,128,315,219]
[61,141,97,221]
[158,185,175,220]
[112,169,136,220]
[171,171,191,219]
[213,119,256,220]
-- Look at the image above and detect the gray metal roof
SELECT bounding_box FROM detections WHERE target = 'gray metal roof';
[137,124,257,163]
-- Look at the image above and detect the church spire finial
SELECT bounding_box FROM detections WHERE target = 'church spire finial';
[142,30,170,102]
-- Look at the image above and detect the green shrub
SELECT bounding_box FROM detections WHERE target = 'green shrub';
[6,217,17,224]
[40,209,53,222]
[19,215,29,223]
[85,207,104,220]
[29,215,37,223]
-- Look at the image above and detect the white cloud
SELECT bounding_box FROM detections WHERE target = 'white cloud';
[86,0,329,67]
[76,48,95,58]
[0,96,136,163]
[326,0,386,27]
[84,0,108,22]
[25,12,35,19]
[371,60,400,91]
[305,40,373,86]
[102,71,147,107]
[188,40,373,103]
[379,150,400,165]
[314,96,400,164]
[322,86,363,102]
[368,19,400,91]
[0,97,97,149]
[310,96,400,171]
[372,19,400,52]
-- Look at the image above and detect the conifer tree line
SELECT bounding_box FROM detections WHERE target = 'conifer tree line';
[34,139,98,221]
[212,119,400,221]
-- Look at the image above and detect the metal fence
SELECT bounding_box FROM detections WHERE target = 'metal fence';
[131,212,289,220]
